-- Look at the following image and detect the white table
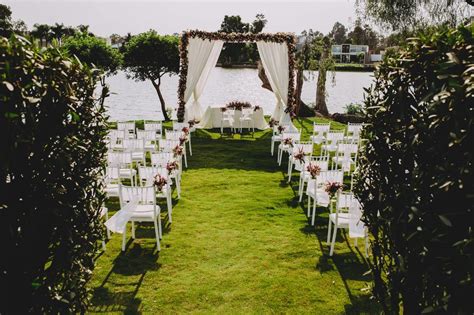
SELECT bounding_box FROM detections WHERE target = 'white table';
[198,106,268,130]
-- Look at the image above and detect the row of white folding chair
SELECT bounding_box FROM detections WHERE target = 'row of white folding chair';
[118,184,162,251]
[220,109,255,134]
[346,122,363,141]
[165,130,188,168]
[270,123,298,156]
[277,130,301,165]
[312,122,362,148]
[287,141,314,182]
[306,170,344,226]
[327,192,368,257]
[138,166,173,222]
[172,122,193,156]
[150,152,182,198]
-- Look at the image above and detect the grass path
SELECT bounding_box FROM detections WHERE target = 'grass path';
[89,119,376,314]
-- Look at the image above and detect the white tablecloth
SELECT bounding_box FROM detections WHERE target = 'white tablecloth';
[198,106,268,130]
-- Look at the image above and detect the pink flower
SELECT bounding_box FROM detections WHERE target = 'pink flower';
[283,137,293,146]
[306,163,321,179]
[172,145,183,157]
[166,161,179,174]
[269,118,279,127]
[182,126,190,135]
[293,148,306,164]
[179,136,187,146]
[277,125,286,133]
[153,174,168,192]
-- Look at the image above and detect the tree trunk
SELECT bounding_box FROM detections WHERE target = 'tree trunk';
[151,77,170,121]
[257,61,313,117]
[315,49,330,116]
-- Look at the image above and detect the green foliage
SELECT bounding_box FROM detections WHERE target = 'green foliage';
[0,4,12,37]
[0,35,108,313]
[344,103,365,116]
[355,23,473,313]
[63,34,122,75]
[122,30,179,82]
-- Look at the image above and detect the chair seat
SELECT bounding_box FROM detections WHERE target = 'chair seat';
[306,182,330,207]
[129,204,159,220]
[322,144,337,152]
[119,168,137,177]
[272,135,282,141]
[240,117,253,121]
[329,212,350,227]
[278,144,293,151]
[132,152,145,160]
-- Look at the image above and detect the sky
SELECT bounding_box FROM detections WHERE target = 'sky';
[5,0,359,37]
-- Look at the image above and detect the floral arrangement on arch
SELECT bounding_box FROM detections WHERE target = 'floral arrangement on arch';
[325,181,344,198]
[176,30,296,122]
[153,174,168,192]
[226,101,252,111]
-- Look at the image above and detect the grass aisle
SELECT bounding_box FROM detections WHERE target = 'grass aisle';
[90,120,376,314]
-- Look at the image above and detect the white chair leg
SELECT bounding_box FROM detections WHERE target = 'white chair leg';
[311,201,317,226]
[167,193,172,223]
[327,220,332,243]
[154,220,161,251]
[176,175,181,199]
[158,213,163,239]
[271,140,274,156]
[102,240,106,251]
[354,238,358,247]
[364,234,369,258]
[287,160,292,182]
[329,224,338,256]
[307,197,311,217]
[188,136,192,156]
[122,225,127,251]
[131,221,135,239]
[105,212,110,239]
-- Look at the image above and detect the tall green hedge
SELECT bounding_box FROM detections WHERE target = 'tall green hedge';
[0,36,108,312]
[355,23,473,314]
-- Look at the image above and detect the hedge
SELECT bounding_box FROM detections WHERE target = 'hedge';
[0,36,108,312]
[355,23,473,314]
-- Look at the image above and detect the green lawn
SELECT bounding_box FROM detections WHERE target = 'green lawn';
[89,117,377,314]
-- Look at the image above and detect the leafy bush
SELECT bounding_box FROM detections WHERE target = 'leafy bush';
[0,36,108,312]
[355,23,473,314]
[344,103,365,116]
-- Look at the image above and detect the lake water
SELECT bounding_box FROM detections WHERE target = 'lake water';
[104,68,374,121]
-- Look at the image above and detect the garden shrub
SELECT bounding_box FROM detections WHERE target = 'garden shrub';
[355,23,473,314]
[0,36,108,313]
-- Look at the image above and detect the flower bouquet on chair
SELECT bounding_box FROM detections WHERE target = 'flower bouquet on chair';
[306,163,321,179]
[282,137,294,147]
[153,174,168,193]
[269,118,279,128]
[172,145,184,158]
[188,119,200,131]
[277,125,286,134]
[166,160,179,176]
[325,181,344,199]
[293,148,307,171]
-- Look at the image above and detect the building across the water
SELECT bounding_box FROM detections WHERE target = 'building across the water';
[331,44,384,64]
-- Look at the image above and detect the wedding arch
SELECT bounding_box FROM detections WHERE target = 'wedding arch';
[176,30,297,124]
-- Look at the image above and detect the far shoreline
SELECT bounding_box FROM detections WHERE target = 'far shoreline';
[216,63,375,72]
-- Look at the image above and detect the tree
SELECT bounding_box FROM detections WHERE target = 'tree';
[31,24,52,44]
[0,4,12,37]
[356,0,473,30]
[219,15,249,65]
[251,13,267,34]
[62,34,122,75]
[122,31,179,121]
[314,36,334,116]
[328,22,347,44]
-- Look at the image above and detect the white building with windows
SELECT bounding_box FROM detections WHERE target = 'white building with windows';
[331,44,369,64]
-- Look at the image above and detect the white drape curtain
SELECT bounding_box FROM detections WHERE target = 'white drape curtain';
[183,38,223,121]
[256,41,289,122]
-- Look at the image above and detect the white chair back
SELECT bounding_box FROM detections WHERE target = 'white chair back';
[326,131,345,143]
[105,166,120,181]
[117,121,136,138]
[281,131,301,143]
[158,139,180,152]
[138,166,169,186]
[349,197,366,238]
[317,170,344,187]
[137,130,158,141]
[293,141,313,155]
[144,122,163,133]
[107,151,133,166]
[347,123,363,135]
[108,129,126,140]
[313,122,331,134]
[150,152,174,167]
[173,122,188,131]
[122,139,145,152]
[165,130,182,141]
[307,155,330,171]
[119,185,156,208]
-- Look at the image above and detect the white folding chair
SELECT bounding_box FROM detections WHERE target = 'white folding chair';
[117,121,136,139]
[346,123,363,142]
[122,139,146,166]
[173,121,192,156]
[220,109,235,134]
[327,191,352,256]
[118,185,162,251]
[298,155,330,202]
[348,197,369,258]
[287,141,313,182]
[332,140,359,173]
[239,108,254,133]
[311,122,331,145]
[277,130,301,165]
[107,151,137,186]
[306,170,343,226]
[137,130,159,153]
[138,166,173,222]
[144,121,163,138]
[104,166,121,198]
[107,130,126,150]
[321,130,345,155]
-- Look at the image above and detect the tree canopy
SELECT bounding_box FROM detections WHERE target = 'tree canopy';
[62,34,122,75]
[122,30,179,120]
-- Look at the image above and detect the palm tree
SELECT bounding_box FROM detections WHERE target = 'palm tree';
[50,23,65,44]
[31,23,51,46]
